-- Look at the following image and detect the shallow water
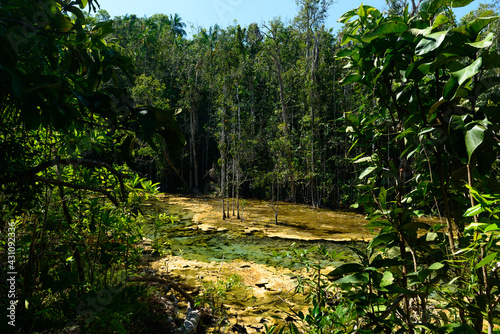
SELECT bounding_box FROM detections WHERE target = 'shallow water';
[140,194,373,331]
[142,194,373,265]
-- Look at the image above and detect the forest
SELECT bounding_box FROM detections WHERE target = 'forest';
[2,0,500,332]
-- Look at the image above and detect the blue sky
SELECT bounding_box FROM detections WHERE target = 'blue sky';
[95,0,494,36]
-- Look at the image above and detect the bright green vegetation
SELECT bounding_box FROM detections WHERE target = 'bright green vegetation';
[2,0,500,333]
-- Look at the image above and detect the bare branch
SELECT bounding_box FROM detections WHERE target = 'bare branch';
[125,276,195,306]
[3,158,127,202]
[33,175,120,207]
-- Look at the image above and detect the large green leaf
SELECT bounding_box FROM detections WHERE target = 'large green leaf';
[415,30,448,55]
[361,21,408,43]
[443,57,482,100]
[465,124,485,162]
[452,16,500,40]
[450,0,474,7]
[380,271,394,287]
[465,32,494,49]
[334,272,369,284]
[341,74,362,85]
[432,14,450,29]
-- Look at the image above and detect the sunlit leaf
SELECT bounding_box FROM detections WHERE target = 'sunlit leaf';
[359,166,376,179]
[464,204,485,217]
[475,252,498,269]
[361,21,408,43]
[380,271,394,287]
[416,30,448,55]
[429,262,445,270]
[465,124,485,162]
[443,57,482,100]
[465,32,494,49]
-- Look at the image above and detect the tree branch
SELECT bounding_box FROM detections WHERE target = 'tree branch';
[3,158,127,202]
[125,276,195,306]
[33,175,120,207]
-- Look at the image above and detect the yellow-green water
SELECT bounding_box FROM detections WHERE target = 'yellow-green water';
[140,194,372,331]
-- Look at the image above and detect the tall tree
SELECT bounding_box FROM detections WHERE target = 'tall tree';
[169,13,187,38]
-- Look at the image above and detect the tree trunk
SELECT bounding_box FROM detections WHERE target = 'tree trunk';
[237,88,241,220]
[221,108,226,220]
[190,105,199,192]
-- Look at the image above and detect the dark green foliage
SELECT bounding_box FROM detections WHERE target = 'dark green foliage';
[331,0,500,332]
[0,0,184,331]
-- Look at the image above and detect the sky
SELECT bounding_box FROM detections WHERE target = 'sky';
[94,0,495,36]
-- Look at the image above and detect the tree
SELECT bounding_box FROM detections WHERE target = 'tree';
[169,13,187,38]
[0,0,184,331]
[334,0,500,332]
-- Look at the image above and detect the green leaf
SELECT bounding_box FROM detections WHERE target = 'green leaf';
[368,232,398,248]
[475,252,498,269]
[341,74,362,85]
[334,272,369,284]
[443,57,482,100]
[359,166,376,179]
[452,15,499,41]
[336,49,353,58]
[464,204,485,217]
[465,124,485,162]
[328,263,364,278]
[429,262,445,270]
[92,21,115,38]
[380,271,394,287]
[485,224,500,232]
[361,21,408,43]
[450,0,474,7]
[432,14,450,29]
[416,30,448,55]
[465,32,494,49]
[437,323,477,333]
[338,6,378,23]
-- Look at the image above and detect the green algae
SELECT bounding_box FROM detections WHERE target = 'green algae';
[140,195,372,331]
[142,195,368,268]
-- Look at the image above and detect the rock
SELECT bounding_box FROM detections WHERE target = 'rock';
[231,323,248,333]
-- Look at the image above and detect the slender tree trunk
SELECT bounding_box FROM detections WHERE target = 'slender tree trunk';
[232,156,235,216]
[189,109,193,191]
[276,173,279,225]
[221,109,226,220]
[190,105,199,192]
[237,88,242,219]
[226,153,230,218]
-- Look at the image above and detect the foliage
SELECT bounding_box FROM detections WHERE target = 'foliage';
[268,244,359,334]
[195,274,248,331]
[332,0,500,332]
[0,0,184,332]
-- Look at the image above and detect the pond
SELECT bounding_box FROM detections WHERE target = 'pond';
[140,194,373,332]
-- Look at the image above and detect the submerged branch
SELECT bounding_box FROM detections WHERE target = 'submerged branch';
[126,276,195,306]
